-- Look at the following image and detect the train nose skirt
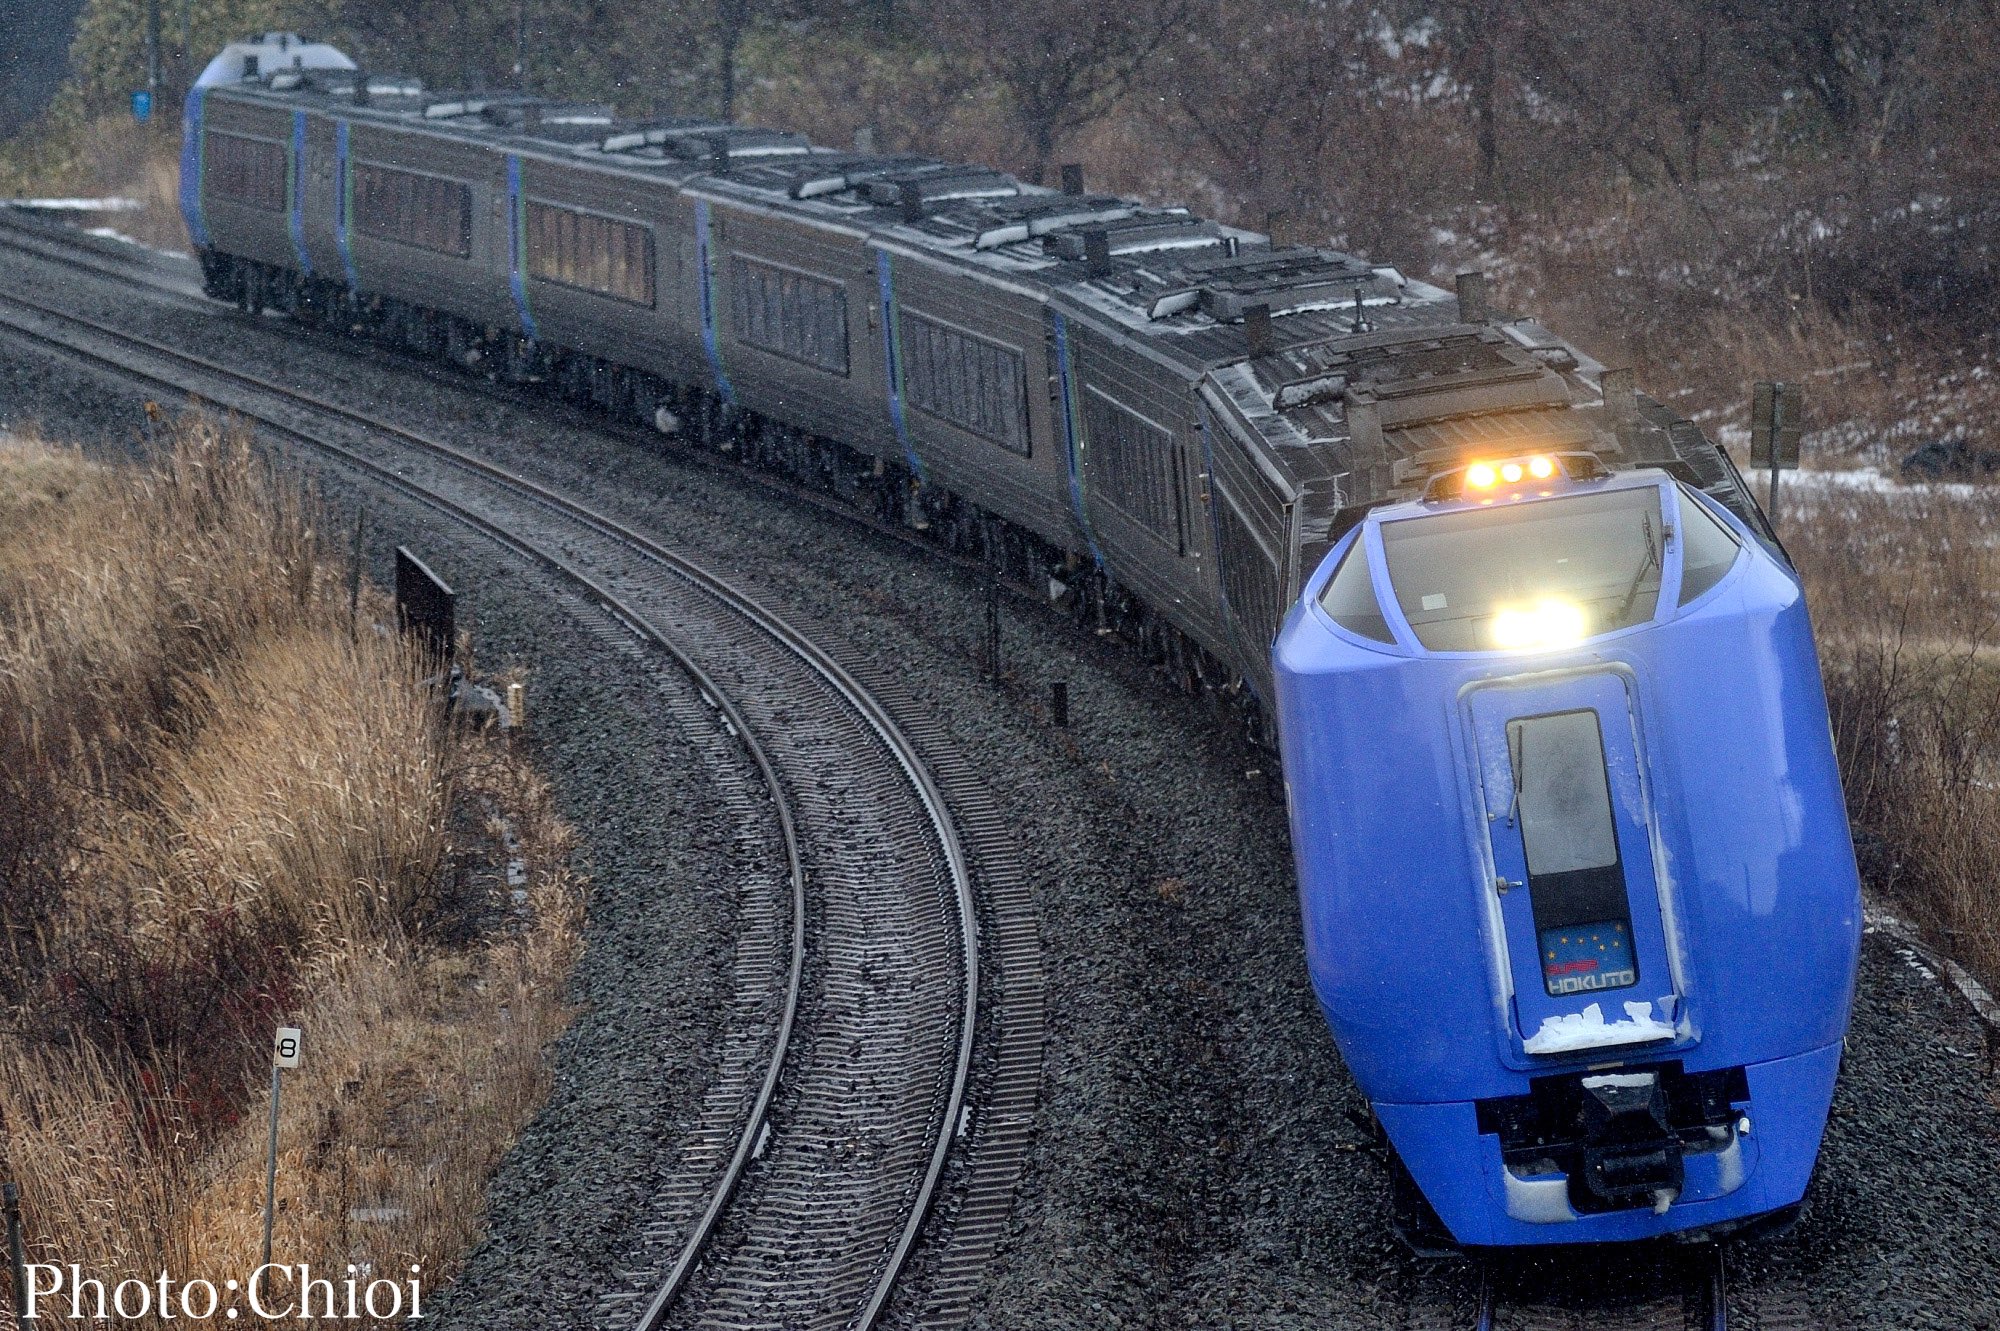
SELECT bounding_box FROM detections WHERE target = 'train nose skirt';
[1477,1062,1750,1223]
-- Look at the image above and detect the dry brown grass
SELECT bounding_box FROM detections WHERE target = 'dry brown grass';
[0,117,189,251]
[0,419,581,1324]
[1787,480,2000,988]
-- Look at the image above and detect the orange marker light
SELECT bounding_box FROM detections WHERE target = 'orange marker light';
[1500,462,1524,483]
[1528,454,1555,479]
[1467,462,1498,489]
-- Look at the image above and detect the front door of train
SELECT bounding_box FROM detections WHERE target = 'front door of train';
[1466,670,1684,1055]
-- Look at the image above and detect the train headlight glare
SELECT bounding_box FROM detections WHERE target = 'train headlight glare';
[1528,454,1556,479]
[1467,462,1497,489]
[1491,599,1588,650]
[1500,462,1525,483]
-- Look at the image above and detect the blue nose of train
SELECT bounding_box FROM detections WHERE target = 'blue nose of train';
[1272,468,1861,1244]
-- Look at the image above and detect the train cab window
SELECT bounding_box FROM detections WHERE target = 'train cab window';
[1381,487,1666,652]
[1317,538,1393,643]
[206,132,287,211]
[352,164,472,257]
[1508,709,1639,995]
[525,201,655,306]
[1675,485,1741,605]
[730,255,849,375]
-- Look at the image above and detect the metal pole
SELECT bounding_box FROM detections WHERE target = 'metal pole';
[984,561,1000,680]
[145,0,162,95]
[1051,681,1069,728]
[347,509,366,628]
[5,1182,27,1324]
[1768,461,1780,532]
[260,1065,283,1274]
[513,0,527,87]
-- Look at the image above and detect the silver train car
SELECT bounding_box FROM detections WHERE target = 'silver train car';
[179,38,1777,727]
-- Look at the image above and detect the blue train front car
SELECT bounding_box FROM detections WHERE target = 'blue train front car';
[1273,452,1861,1246]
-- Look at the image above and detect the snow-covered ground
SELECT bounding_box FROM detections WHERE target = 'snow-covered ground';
[2,197,142,212]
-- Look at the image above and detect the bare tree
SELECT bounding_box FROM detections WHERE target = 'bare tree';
[1518,0,1761,192]
[927,0,1189,182]
[1716,0,1931,156]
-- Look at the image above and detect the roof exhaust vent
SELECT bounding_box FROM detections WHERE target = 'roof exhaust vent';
[1083,229,1111,277]
[1601,367,1637,425]
[1347,396,1390,499]
[854,125,876,154]
[521,103,542,132]
[351,69,369,105]
[1060,163,1085,195]
[709,137,731,175]
[1244,302,1274,359]
[899,180,926,222]
[1456,269,1489,323]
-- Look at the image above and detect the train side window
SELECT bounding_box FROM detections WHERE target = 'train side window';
[900,310,1030,456]
[352,164,472,257]
[1318,538,1393,643]
[1082,389,1184,553]
[206,132,287,211]
[524,201,655,306]
[1675,485,1741,605]
[730,255,849,375]
[1215,495,1283,646]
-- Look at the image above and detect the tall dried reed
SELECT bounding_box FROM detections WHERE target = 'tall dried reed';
[0,419,581,1325]
[1787,480,2000,987]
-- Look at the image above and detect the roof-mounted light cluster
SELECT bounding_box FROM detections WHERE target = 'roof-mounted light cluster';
[1423,451,1608,504]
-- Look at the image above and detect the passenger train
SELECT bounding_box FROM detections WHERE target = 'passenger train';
[179,35,1864,1247]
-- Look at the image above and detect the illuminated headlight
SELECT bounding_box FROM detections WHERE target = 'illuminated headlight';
[1491,599,1588,650]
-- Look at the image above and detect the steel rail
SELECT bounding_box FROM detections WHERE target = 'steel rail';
[1466,1246,1728,1331]
[0,288,980,1330]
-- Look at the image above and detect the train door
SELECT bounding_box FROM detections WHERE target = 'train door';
[1465,671,1687,1056]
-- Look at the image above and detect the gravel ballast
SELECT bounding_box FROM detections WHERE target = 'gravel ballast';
[2,234,1997,1328]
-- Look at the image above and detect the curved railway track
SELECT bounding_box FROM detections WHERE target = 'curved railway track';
[0,282,1043,1331]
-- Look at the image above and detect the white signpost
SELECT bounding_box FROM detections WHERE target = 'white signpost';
[261,1027,303,1273]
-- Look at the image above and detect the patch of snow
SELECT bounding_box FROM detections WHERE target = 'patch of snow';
[80,226,189,260]
[1865,904,2000,1029]
[5,197,142,212]
[1787,467,1990,500]
[1522,999,1676,1055]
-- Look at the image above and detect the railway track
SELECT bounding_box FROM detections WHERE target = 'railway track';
[1404,1243,1735,1331]
[0,282,1044,1330]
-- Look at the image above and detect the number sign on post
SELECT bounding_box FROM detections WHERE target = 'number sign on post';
[262,1026,303,1273]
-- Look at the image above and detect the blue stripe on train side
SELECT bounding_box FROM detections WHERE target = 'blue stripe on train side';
[178,88,208,247]
[1052,310,1106,571]
[506,156,538,341]
[873,250,925,483]
[693,200,733,404]
[333,121,358,292]
[288,110,312,275]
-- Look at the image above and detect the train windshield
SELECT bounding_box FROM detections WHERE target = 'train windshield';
[1381,487,1666,652]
